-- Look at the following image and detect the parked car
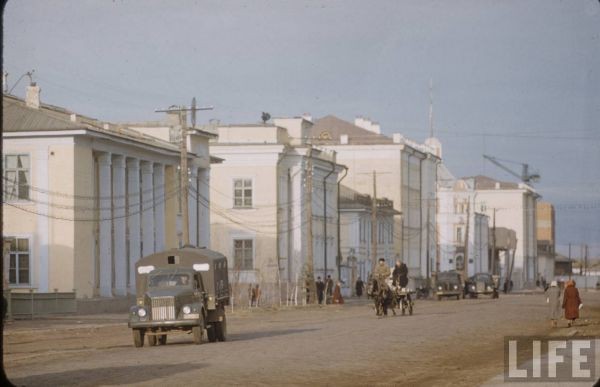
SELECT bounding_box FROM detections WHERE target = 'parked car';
[434,271,464,300]
[409,276,431,299]
[465,273,499,299]
[128,247,230,347]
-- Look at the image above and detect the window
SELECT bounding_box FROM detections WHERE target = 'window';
[4,154,30,201]
[378,221,384,243]
[455,226,463,243]
[5,237,30,285]
[233,179,252,208]
[233,239,253,270]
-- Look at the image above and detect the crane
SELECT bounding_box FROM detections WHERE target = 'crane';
[483,154,540,184]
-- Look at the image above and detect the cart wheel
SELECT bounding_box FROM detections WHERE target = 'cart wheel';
[456,295,460,300]
[437,295,442,301]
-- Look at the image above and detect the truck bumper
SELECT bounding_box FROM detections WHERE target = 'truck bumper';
[128,319,200,329]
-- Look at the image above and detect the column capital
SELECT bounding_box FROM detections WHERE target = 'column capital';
[112,154,125,168]
[126,157,140,169]
[98,152,112,165]
[140,160,154,174]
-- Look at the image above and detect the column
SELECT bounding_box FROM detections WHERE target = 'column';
[197,168,210,248]
[98,152,113,297]
[141,161,155,257]
[127,158,141,294]
[112,155,127,296]
[153,163,165,252]
[188,167,198,247]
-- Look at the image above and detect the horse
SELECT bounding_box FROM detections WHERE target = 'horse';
[368,277,395,317]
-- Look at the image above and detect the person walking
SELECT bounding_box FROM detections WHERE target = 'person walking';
[325,275,334,304]
[545,280,561,328]
[562,279,582,327]
[332,281,344,304]
[355,276,364,297]
[316,276,325,304]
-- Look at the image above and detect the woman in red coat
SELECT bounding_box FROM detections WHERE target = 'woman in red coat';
[562,280,581,327]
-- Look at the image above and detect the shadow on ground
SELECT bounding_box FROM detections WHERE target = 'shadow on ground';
[229,328,319,342]
[8,363,201,386]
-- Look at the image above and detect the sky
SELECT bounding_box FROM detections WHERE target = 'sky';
[3,0,600,258]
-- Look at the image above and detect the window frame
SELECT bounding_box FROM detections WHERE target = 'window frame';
[232,238,254,271]
[232,177,254,209]
[4,236,32,286]
[3,153,31,202]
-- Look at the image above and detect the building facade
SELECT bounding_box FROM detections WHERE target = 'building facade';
[536,201,556,283]
[209,118,344,304]
[309,115,440,279]
[339,186,399,294]
[468,175,539,289]
[2,87,213,299]
[437,173,490,277]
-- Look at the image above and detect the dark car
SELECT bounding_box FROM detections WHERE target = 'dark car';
[465,273,499,299]
[434,271,464,300]
[409,276,431,299]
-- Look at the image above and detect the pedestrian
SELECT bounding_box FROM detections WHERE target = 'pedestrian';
[332,281,344,304]
[562,279,582,327]
[325,275,334,304]
[248,284,254,307]
[355,276,364,297]
[254,284,261,307]
[316,276,325,304]
[545,280,561,328]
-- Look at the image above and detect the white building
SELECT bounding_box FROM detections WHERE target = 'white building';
[2,86,214,299]
[467,175,540,289]
[309,115,440,279]
[339,186,400,293]
[209,118,344,304]
[437,167,490,277]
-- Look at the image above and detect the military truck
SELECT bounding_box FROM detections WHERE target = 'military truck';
[128,247,229,347]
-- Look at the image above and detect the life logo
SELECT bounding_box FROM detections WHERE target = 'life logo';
[504,336,599,382]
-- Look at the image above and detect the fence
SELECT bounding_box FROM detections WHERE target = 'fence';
[9,291,77,318]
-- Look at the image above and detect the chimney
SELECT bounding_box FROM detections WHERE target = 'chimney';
[340,134,349,144]
[25,83,41,109]
[495,182,500,189]
[301,113,312,122]
[354,116,381,134]
[393,133,404,144]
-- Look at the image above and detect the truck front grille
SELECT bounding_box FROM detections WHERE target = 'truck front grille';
[151,297,175,320]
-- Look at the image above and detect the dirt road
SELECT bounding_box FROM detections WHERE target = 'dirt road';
[4,292,600,386]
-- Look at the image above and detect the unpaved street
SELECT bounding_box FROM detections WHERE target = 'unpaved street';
[4,292,600,386]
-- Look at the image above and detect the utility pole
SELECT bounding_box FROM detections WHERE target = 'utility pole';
[305,147,317,304]
[463,199,471,280]
[568,243,572,279]
[371,170,378,271]
[491,208,496,275]
[155,99,213,247]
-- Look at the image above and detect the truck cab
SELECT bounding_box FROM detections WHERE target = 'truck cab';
[128,247,229,347]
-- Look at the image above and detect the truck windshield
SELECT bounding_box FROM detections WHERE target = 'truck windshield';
[148,273,191,288]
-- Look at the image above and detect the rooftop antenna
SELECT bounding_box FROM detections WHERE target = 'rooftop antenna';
[8,69,35,94]
[428,78,434,138]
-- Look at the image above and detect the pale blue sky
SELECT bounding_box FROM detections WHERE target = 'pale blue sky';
[4,0,600,257]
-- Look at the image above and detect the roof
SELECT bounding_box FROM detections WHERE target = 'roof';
[309,115,394,145]
[3,94,180,153]
[464,175,520,190]
[339,185,400,214]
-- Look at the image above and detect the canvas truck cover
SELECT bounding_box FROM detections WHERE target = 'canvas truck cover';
[135,247,229,304]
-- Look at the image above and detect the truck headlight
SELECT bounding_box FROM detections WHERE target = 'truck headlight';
[182,305,191,315]
[453,285,458,290]
[471,285,475,290]
[137,308,147,317]
[438,286,442,290]
[487,286,492,290]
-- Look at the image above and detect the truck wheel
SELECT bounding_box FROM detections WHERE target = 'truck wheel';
[192,325,203,344]
[158,335,167,345]
[147,334,157,346]
[456,295,460,300]
[216,315,227,342]
[133,329,144,348]
[207,325,217,343]
[437,295,442,301]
